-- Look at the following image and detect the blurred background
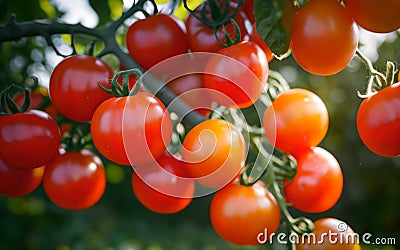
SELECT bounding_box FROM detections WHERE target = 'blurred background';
[0,0,399,249]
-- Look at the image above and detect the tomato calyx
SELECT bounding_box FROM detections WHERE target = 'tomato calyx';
[0,84,32,115]
[98,68,143,97]
[356,48,398,98]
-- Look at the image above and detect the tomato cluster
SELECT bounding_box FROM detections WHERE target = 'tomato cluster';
[1,0,398,247]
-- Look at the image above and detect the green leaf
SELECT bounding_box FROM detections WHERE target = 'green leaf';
[254,0,292,58]
[89,0,112,26]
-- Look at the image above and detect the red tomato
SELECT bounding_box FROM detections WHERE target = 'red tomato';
[0,110,60,169]
[49,55,113,122]
[167,73,213,116]
[43,149,106,210]
[356,82,400,157]
[13,90,45,110]
[297,218,361,250]
[126,14,188,70]
[210,181,280,245]
[44,103,73,136]
[343,0,400,33]
[0,158,44,197]
[249,23,274,62]
[132,153,195,214]
[203,41,268,108]
[284,147,343,213]
[263,88,329,155]
[181,119,246,188]
[91,92,172,166]
[242,0,255,23]
[291,0,358,76]
[185,3,250,52]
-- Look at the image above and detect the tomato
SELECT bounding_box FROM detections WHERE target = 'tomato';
[43,149,106,210]
[284,147,343,213]
[0,158,44,197]
[126,14,188,70]
[181,119,246,188]
[203,41,268,108]
[167,73,212,116]
[44,103,73,136]
[249,23,274,62]
[210,181,280,245]
[263,88,329,155]
[291,0,358,76]
[185,2,250,52]
[297,218,361,250]
[356,82,400,157]
[132,153,195,214]
[343,0,400,33]
[49,55,113,122]
[0,110,60,169]
[13,90,45,111]
[91,92,172,166]
[242,0,255,23]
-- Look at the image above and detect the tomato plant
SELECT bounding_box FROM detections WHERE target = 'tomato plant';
[343,0,400,33]
[0,157,44,197]
[296,218,361,250]
[0,110,61,169]
[49,55,113,122]
[181,119,246,188]
[284,147,343,213]
[210,181,280,245]
[249,23,274,62]
[126,14,188,70]
[91,92,172,167]
[356,82,400,157]
[203,41,269,108]
[291,0,359,76]
[132,153,195,214]
[263,88,329,155]
[43,149,106,210]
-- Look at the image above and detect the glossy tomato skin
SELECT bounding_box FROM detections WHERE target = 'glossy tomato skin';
[132,153,195,214]
[181,119,246,188]
[126,14,188,70]
[284,147,343,213]
[203,41,269,108]
[343,0,400,33]
[43,149,106,210]
[297,218,361,250]
[291,0,358,76]
[49,55,113,122]
[356,82,400,157]
[210,181,281,245]
[185,3,250,53]
[91,92,172,167]
[250,23,274,62]
[0,110,61,169]
[0,158,44,197]
[263,88,329,155]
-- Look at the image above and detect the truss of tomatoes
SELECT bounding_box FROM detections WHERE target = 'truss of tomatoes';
[0,0,399,248]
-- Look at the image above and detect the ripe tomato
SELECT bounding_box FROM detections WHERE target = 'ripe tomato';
[181,119,246,188]
[263,88,329,155]
[126,14,188,70]
[91,92,172,166]
[13,90,45,111]
[132,153,195,214]
[185,3,250,52]
[249,23,274,62]
[343,0,400,33]
[49,55,113,122]
[43,149,106,210]
[291,0,358,76]
[203,41,268,108]
[210,181,280,245]
[167,73,212,116]
[297,218,361,250]
[356,82,400,157]
[0,158,44,197]
[284,147,343,213]
[242,0,255,23]
[0,110,60,169]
